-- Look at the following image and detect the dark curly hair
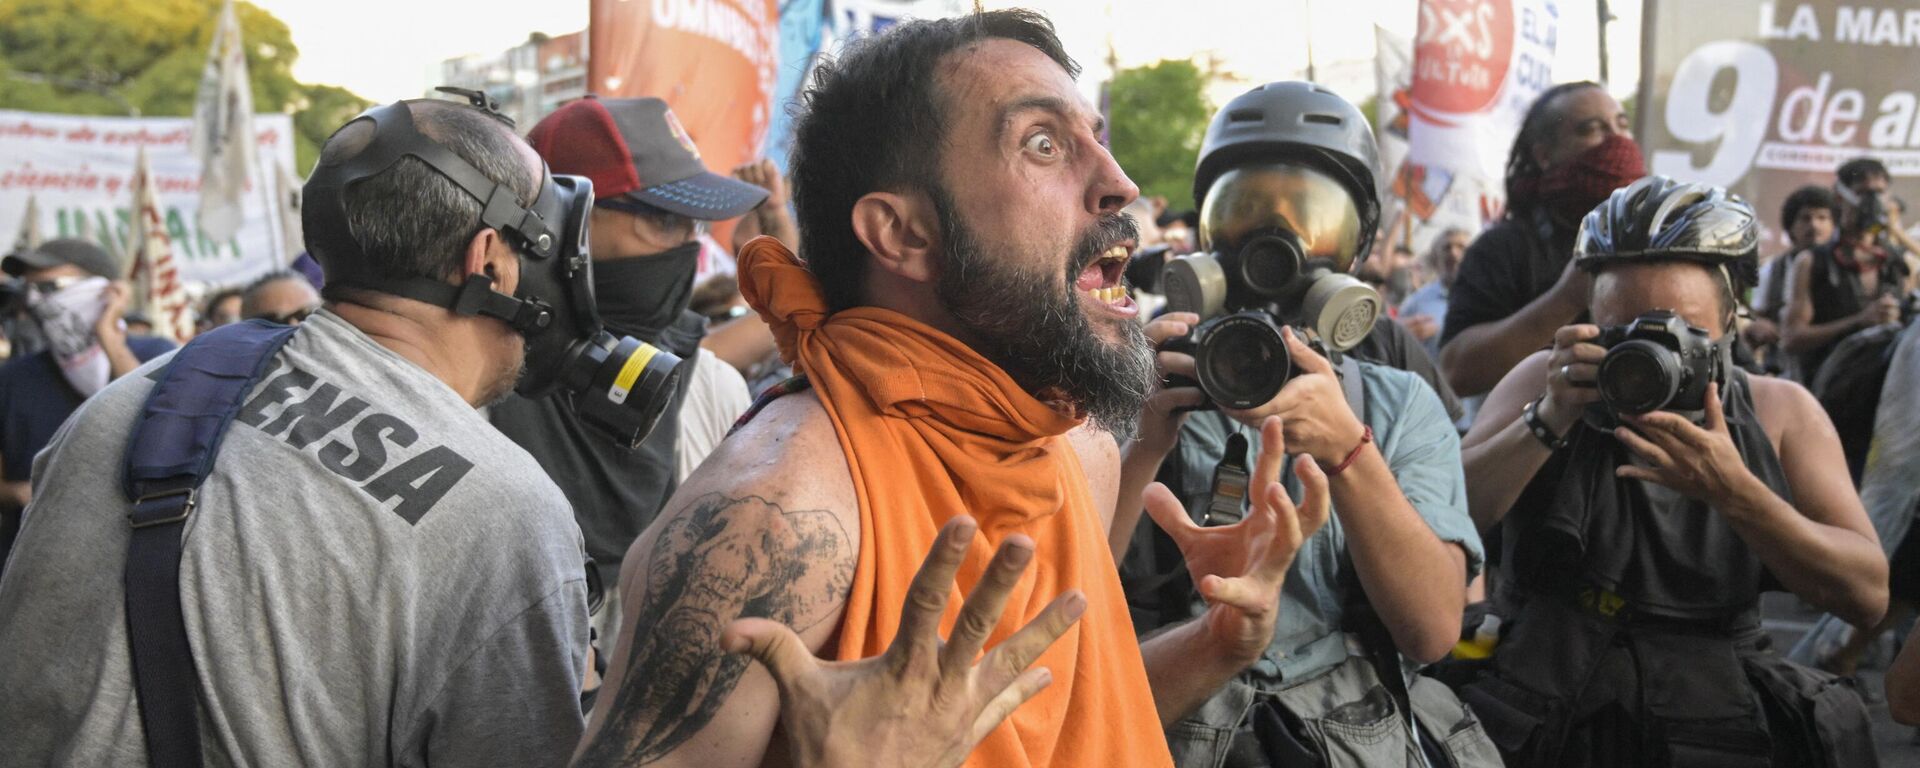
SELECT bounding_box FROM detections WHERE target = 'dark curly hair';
[1779,184,1836,233]
[787,9,1077,312]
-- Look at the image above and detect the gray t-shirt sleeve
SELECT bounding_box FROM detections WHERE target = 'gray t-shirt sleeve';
[399,580,589,768]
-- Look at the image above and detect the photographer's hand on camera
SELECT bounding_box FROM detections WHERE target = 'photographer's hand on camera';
[1534,324,1607,435]
[1109,312,1210,559]
[1460,324,1609,533]
[1140,312,1208,452]
[1881,193,1920,257]
[1612,383,1765,507]
[1219,328,1364,467]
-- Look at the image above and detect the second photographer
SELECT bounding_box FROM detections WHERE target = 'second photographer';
[1456,176,1886,768]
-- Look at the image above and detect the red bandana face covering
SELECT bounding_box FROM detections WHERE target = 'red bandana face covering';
[1539,133,1645,224]
[1834,237,1889,274]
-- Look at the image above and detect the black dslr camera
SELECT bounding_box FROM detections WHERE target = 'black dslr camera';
[1157,231,1378,411]
[1160,308,1323,412]
[1587,311,1728,426]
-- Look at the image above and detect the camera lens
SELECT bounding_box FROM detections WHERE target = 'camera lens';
[1598,340,1683,415]
[1195,313,1293,409]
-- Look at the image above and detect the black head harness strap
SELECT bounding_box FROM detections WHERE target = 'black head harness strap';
[303,97,567,335]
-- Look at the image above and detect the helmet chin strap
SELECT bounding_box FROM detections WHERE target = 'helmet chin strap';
[1718,264,1741,337]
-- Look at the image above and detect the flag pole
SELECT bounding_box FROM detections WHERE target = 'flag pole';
[255,140,282,267]
[1303,0,1318,83]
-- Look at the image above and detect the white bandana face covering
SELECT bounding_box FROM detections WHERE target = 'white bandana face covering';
[27,276,112,397]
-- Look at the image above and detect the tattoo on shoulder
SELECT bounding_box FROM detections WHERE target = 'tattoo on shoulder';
[575,493,855,766]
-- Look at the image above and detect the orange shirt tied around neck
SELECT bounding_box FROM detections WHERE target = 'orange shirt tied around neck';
[736,237,1172,767]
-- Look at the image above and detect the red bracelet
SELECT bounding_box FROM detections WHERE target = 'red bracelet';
[1323,425,1373,477]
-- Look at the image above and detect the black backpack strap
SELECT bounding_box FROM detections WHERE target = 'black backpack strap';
[727,373,811,436]
[1331,358,1438,757]
[122,320,300,768]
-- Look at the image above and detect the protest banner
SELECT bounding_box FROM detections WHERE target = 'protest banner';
[0,110,295,287]
[765,0,970,170]
[1640,1,1920,247]
[589,0,780,197]
[1402,0,1559,245]
[192,0,258,242]
[128,145,195,341]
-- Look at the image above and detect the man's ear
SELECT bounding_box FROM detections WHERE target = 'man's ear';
[463,228,522,296]
[851,189,939,283]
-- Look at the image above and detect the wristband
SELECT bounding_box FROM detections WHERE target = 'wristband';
[1522,396,1567,451]
[1323,425,1373,477]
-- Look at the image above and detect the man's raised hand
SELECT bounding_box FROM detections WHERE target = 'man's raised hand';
[1143,415,1330,664]
[721,516,1085,768]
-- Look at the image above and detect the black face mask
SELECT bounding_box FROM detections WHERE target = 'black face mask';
[591,240,700,342]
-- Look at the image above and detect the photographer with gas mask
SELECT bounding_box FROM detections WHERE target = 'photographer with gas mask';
[1116,83,1494,768]
[1782,158,1914,381]
[488,96,761,655]
[1457,176,1886,767]
[1781,157,1918,486]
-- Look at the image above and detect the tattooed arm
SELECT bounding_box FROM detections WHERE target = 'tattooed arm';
[574,392,859,767]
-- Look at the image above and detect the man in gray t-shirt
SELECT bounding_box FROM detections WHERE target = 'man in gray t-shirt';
[0,311,587,766]
[0,100,589,767]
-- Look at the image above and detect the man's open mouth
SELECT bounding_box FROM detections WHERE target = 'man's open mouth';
[1075,242,1135,305]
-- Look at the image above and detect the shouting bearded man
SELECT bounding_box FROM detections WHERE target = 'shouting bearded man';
[573,10,1326,768]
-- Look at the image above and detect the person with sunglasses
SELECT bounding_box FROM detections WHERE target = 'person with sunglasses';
[239,269,322,326]
[0,238,175,562]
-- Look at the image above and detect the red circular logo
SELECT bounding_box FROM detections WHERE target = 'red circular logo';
[1411,0,1515,115]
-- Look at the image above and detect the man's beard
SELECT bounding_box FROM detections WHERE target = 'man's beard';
[478,334,527,408]
[931,186,1155,437]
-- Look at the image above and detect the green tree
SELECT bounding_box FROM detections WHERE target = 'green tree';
[1108,59,1211,208]
[0,0,368,172]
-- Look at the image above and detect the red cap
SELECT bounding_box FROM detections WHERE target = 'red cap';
[528,96,767,220]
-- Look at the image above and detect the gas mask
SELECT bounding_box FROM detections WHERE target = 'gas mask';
[1159,163,1383,409]
[1835,182,1893,241]
[303,93,684,448]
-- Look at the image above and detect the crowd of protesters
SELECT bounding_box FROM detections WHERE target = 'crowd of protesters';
[0,7,1918,768]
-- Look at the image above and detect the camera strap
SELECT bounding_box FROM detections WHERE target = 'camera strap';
[1203,355,1368,526]
[1203,433,1251,526]
[121,320,302,768]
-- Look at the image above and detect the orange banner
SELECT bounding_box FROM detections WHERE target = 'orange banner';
[590,0,778,224]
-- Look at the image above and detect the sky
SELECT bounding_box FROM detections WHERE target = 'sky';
[256,0,1643,108]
